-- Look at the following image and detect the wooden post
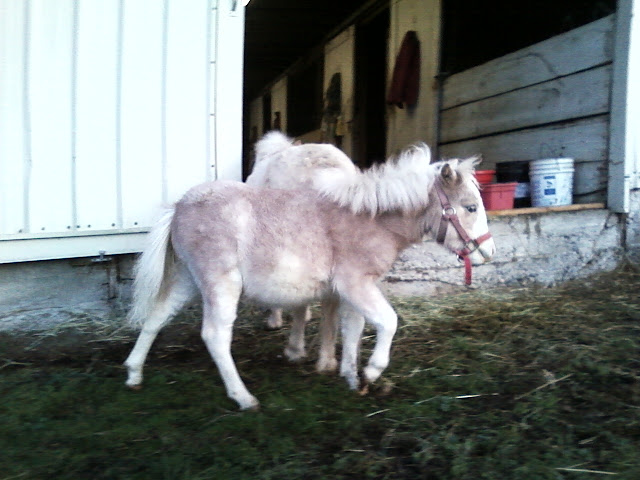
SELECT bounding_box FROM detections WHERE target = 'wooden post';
[608,0,639,213]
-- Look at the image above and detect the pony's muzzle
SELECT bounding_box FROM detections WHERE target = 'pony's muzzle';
[459,239,495,265]
[476,240,496,264]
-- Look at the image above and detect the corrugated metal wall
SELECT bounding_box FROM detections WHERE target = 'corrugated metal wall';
[0,0,244,262]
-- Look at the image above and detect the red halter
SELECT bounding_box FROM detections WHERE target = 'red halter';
[434,182,493,285]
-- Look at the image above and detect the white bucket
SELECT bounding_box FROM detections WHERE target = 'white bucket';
[530,158,574,207]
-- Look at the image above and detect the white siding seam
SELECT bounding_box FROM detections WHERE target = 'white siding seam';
[161,0,169,204]
[212,4,220,180]
[205,0,213,181]
[70,1,79,232]
[21,0,31,233]
[115,0,124,229]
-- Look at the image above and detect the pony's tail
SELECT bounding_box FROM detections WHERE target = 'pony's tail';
[127,207,176,328]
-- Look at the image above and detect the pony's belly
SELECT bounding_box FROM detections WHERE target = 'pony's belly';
[241,252,330,307]
[243,276,329,307]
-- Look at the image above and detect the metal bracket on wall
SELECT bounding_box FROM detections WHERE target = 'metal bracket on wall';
[91,251,113,264]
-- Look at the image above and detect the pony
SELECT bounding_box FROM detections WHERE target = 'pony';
[124,142,495,410]
[245,131,358,347]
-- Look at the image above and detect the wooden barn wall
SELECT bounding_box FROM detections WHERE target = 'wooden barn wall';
[439,15,614,204]
[0,0,245,263]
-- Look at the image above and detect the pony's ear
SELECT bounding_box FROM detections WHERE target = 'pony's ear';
[440,163,459,185]
[468,154,483,168]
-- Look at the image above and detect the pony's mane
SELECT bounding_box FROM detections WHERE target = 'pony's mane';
[312,143,437,215]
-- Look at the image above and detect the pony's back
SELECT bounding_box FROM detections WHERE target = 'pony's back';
[247,131,357,190]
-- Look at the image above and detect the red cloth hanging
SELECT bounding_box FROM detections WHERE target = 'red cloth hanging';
[386,31,420,108]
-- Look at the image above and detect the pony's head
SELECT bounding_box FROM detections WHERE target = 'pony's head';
[426,157,496,266]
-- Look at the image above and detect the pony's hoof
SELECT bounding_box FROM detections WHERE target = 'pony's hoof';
[341,371,360,391]
[284,346,306,362]
[358,383,370,396]
[316,358,338,374]
[265,321,283,330]
[238,396,260,411]
[377,379,395,396]
[127,384,143,391]
[266,313,284,330]
[363,365,384,384]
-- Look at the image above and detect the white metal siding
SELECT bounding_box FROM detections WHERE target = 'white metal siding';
[0,0,245,262]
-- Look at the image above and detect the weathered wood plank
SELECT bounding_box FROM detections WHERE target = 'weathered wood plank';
[440,116,608,203]
[439,115,609,165]
[442,15,614,109]
[488,203,605,217]
[440,65,611,144]
[574,161,607,202]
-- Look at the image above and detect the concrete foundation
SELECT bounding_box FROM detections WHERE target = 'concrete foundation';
[0,255,135,331]
[383,207,625,297]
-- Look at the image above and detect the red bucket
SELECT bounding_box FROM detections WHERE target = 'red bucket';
[480,182,518,210]
[474,170,495,184]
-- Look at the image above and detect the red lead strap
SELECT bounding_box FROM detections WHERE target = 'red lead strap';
[463,255,472,285]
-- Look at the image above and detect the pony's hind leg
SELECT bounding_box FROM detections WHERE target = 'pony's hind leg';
[266,308,284,329]
[124,268,195,388]
[200,269,259,410]
[316,297,339,373]
[284,305,311,362]
[338,301,365,389]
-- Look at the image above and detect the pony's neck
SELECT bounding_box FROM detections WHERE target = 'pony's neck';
[376,208,430,249]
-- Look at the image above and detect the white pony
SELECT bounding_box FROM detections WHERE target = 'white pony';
[246,131,358,330]
[245,132,360,373]
[124,142,495,410]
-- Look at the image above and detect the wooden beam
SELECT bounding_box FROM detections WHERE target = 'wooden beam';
[441,65,611,144]
[488,203,605,217]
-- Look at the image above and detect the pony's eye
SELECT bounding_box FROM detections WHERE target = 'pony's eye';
[465,205,477,213]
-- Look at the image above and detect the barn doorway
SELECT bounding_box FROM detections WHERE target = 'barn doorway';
[352,6,389,168]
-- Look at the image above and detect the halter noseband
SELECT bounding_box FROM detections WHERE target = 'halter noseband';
[434,182,493,285]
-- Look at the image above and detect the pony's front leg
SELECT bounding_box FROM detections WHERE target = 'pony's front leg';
[284,305,311,362]
[342,283,398,387]
[201,272,259,411]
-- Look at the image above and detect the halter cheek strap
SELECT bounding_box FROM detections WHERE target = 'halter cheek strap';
[434,183,493,285]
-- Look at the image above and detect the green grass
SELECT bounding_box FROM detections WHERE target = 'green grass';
[1,268,639,479]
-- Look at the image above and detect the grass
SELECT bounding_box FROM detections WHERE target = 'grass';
[1,267,639,479]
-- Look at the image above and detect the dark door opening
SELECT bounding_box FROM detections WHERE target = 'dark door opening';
[353,7,389,168]
[262,93,272,133]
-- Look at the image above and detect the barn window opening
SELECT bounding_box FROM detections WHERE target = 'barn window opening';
[441,0,616,75]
